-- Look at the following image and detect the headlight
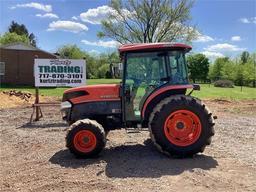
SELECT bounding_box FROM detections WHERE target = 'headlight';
[60,101,72,110]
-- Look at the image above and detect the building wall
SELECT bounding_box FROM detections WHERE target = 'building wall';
[0,48,57,86]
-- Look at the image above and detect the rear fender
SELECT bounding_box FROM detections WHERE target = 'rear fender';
[141,84,193,124]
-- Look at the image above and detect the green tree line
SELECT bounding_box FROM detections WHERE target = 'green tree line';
[187,51,256,87]
[187,52,256,87]
[208,52,256,87]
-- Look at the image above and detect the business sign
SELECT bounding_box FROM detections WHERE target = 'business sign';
[34,59,86,87]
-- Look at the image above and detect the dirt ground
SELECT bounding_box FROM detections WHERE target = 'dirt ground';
[0,98,256,192]
[0,92,59,109]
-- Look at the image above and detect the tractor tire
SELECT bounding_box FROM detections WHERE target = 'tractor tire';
[66,119,106,158]
[149,95,215,157]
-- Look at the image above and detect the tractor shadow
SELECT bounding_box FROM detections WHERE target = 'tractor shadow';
[49,139,218,178]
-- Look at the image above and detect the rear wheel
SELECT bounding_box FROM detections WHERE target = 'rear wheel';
[149,95,215,157]
[66,119,106,158]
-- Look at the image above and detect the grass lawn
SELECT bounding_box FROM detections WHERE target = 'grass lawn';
[1,79,255,100]
[191,84,256,100]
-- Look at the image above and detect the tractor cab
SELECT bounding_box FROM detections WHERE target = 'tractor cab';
[119,43,192,124]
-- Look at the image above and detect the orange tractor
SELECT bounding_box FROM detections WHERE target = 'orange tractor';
[61,43,215,158]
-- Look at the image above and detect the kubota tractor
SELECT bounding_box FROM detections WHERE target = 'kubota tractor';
[61,43,215,158]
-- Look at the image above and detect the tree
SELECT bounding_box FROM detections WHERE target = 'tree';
[0,32,30,45]
[187,54,209,83]
[58,44,85,59]
[57,44,96,77]
[85,54,99,79]
[221,60,236,81]
[240,51,250,64]
[8,21,37,47]
[97,64,110,78]
[9,21,29,36]
[208,57,229,81]
[251,53,256,87]
[234,64,244,86]
[95,52,119,78]
[98,0,197,44]
[242,54,256,86]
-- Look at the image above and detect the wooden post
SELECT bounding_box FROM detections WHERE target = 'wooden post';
[35,87,40,121]
[34,55,40,121]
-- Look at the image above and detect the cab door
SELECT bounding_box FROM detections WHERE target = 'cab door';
[123,51,168,123]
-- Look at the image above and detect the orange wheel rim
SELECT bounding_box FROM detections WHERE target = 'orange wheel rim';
[73,130,97,153]
[164,110,202,147]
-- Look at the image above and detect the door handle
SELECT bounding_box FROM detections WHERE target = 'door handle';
[125,87,131,103]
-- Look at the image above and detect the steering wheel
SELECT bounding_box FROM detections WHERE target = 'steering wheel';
[132,78,142,87]
[172,72,184,83]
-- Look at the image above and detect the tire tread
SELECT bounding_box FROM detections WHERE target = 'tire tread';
[66,119,106,158]
[149,95,215,157]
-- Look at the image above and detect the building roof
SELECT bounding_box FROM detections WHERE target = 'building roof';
[0,42,57,57]
[118,42,192,53]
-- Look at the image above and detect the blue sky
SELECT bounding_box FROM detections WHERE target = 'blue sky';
[0,0,255,59]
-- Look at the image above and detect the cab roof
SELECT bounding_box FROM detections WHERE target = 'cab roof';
[118,42,192,53]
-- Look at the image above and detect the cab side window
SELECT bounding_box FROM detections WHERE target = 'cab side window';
[169,51,188,85]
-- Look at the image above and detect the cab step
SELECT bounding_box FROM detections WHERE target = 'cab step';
[125,127,148,134]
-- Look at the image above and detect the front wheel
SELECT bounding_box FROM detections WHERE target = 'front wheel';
[66,119,106,158]
[149,95,215,157]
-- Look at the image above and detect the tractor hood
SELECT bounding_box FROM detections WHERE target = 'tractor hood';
[63,84,121,104]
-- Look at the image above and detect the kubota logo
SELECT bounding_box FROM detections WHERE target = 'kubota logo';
[100,95,117,98]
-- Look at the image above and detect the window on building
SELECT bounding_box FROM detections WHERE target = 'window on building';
[0,62,5,75]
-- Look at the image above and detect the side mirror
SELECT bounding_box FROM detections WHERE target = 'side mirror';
[193,84,200,91]
[187,84,200,96]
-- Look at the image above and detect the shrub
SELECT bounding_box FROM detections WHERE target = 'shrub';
[97,64,109,78]
[214,80,234,88]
